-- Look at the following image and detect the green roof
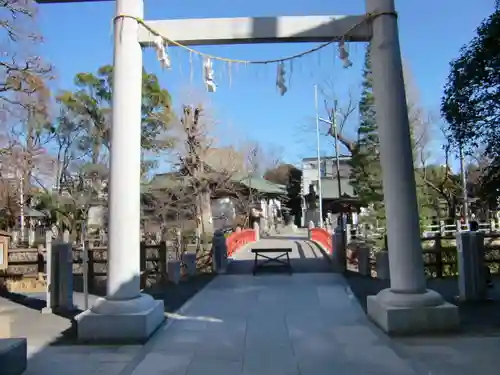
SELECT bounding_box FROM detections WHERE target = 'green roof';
[230,173,286,195]
[141,173,184,194]
[142,172,286,196]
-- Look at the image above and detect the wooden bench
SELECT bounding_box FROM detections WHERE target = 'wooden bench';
[251,248,292,275]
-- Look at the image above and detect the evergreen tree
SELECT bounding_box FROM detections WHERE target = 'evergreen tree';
[349,45,385,226]
[348,47,436,230]
[442,2,500,197]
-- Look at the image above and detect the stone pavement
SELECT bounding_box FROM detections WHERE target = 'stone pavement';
[125,273,419,375]
[396,335,500,375]
[1,293,100,356]
[17,272,417,375]
[4,236,500,374]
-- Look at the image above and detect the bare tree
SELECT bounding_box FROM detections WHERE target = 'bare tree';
[296,81,358,156]
[0,0,53,237]
[0,0,51,116]
[0,168,20,229]
[226,141,283,229]
[310,63,431,159]
[0,74,55,237]
[176,105,215,237]
[319,80,358,154]
[418,121,462,220]
[146,105,239,269]
[239,140,283,178]
[146,124,241,273]
[49,110,88,193]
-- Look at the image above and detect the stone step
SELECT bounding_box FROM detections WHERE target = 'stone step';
[0,338,27,375]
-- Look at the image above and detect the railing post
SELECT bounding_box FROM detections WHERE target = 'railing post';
[212,231,228,273]
[434,233,443,278]
[37,244,45,275]
[29,229,35,247]
[11,231,19,247]
[43,229,75,313]
[42,230,53,314]
[87,246,95,292]
[82,238,89,311]
[456,231,487,301]
[63,229,70,243]
[140,242,146,289]
[439,220,446,236]
[253,222,260,241]
[357,244,371,277]
[333,226,347,273]
[159,241,167,282]
[346,224,352,245]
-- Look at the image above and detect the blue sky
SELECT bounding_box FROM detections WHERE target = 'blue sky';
[37,0,495,169]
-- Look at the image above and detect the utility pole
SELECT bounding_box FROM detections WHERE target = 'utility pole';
[331,102,343,211]
[314,85,324,227]
[17,168,25,244]
[459,144,469,227]
[319,109,343,231]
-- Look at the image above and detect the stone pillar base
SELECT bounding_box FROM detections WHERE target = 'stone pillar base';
[76,294,164,343]
[367,288,459,335]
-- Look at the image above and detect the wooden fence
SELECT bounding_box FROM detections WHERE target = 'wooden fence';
[0,240,208,294]
[349,233,500,278]
[422,220,498,236]
[419,233,500,278]
[357,219,500,239]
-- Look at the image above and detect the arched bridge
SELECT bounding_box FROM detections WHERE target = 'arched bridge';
[225,227,337,274]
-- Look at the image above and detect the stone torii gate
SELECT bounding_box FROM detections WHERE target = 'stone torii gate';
[37,0,458,341]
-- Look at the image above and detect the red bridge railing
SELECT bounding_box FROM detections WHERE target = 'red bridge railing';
[310,228,333,255]
[226,229,257,257]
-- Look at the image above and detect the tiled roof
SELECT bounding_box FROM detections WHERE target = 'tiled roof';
[230,173,287,195]
[143,171,286,195]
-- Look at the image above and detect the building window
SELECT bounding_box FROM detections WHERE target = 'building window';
[321,160,327,177]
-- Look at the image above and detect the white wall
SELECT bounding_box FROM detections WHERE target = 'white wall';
[301,157,352,197]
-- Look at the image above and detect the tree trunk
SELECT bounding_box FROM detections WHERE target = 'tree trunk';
[197,191,213,235]
[335,133,357,154]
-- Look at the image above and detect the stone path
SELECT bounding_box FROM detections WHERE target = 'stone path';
[124,273,420,375]
[5,237,500,374]
[1,292,98,355]
[396,336,500,375]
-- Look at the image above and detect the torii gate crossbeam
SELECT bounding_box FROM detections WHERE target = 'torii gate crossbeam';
[137,15,372,45]
[36,0,458,341]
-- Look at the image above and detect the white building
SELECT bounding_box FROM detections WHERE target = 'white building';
[300,155,358,226]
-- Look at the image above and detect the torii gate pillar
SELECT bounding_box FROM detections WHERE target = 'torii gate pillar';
[36,0,458,341]
[365,0,458,334]
[76,0,165,342]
